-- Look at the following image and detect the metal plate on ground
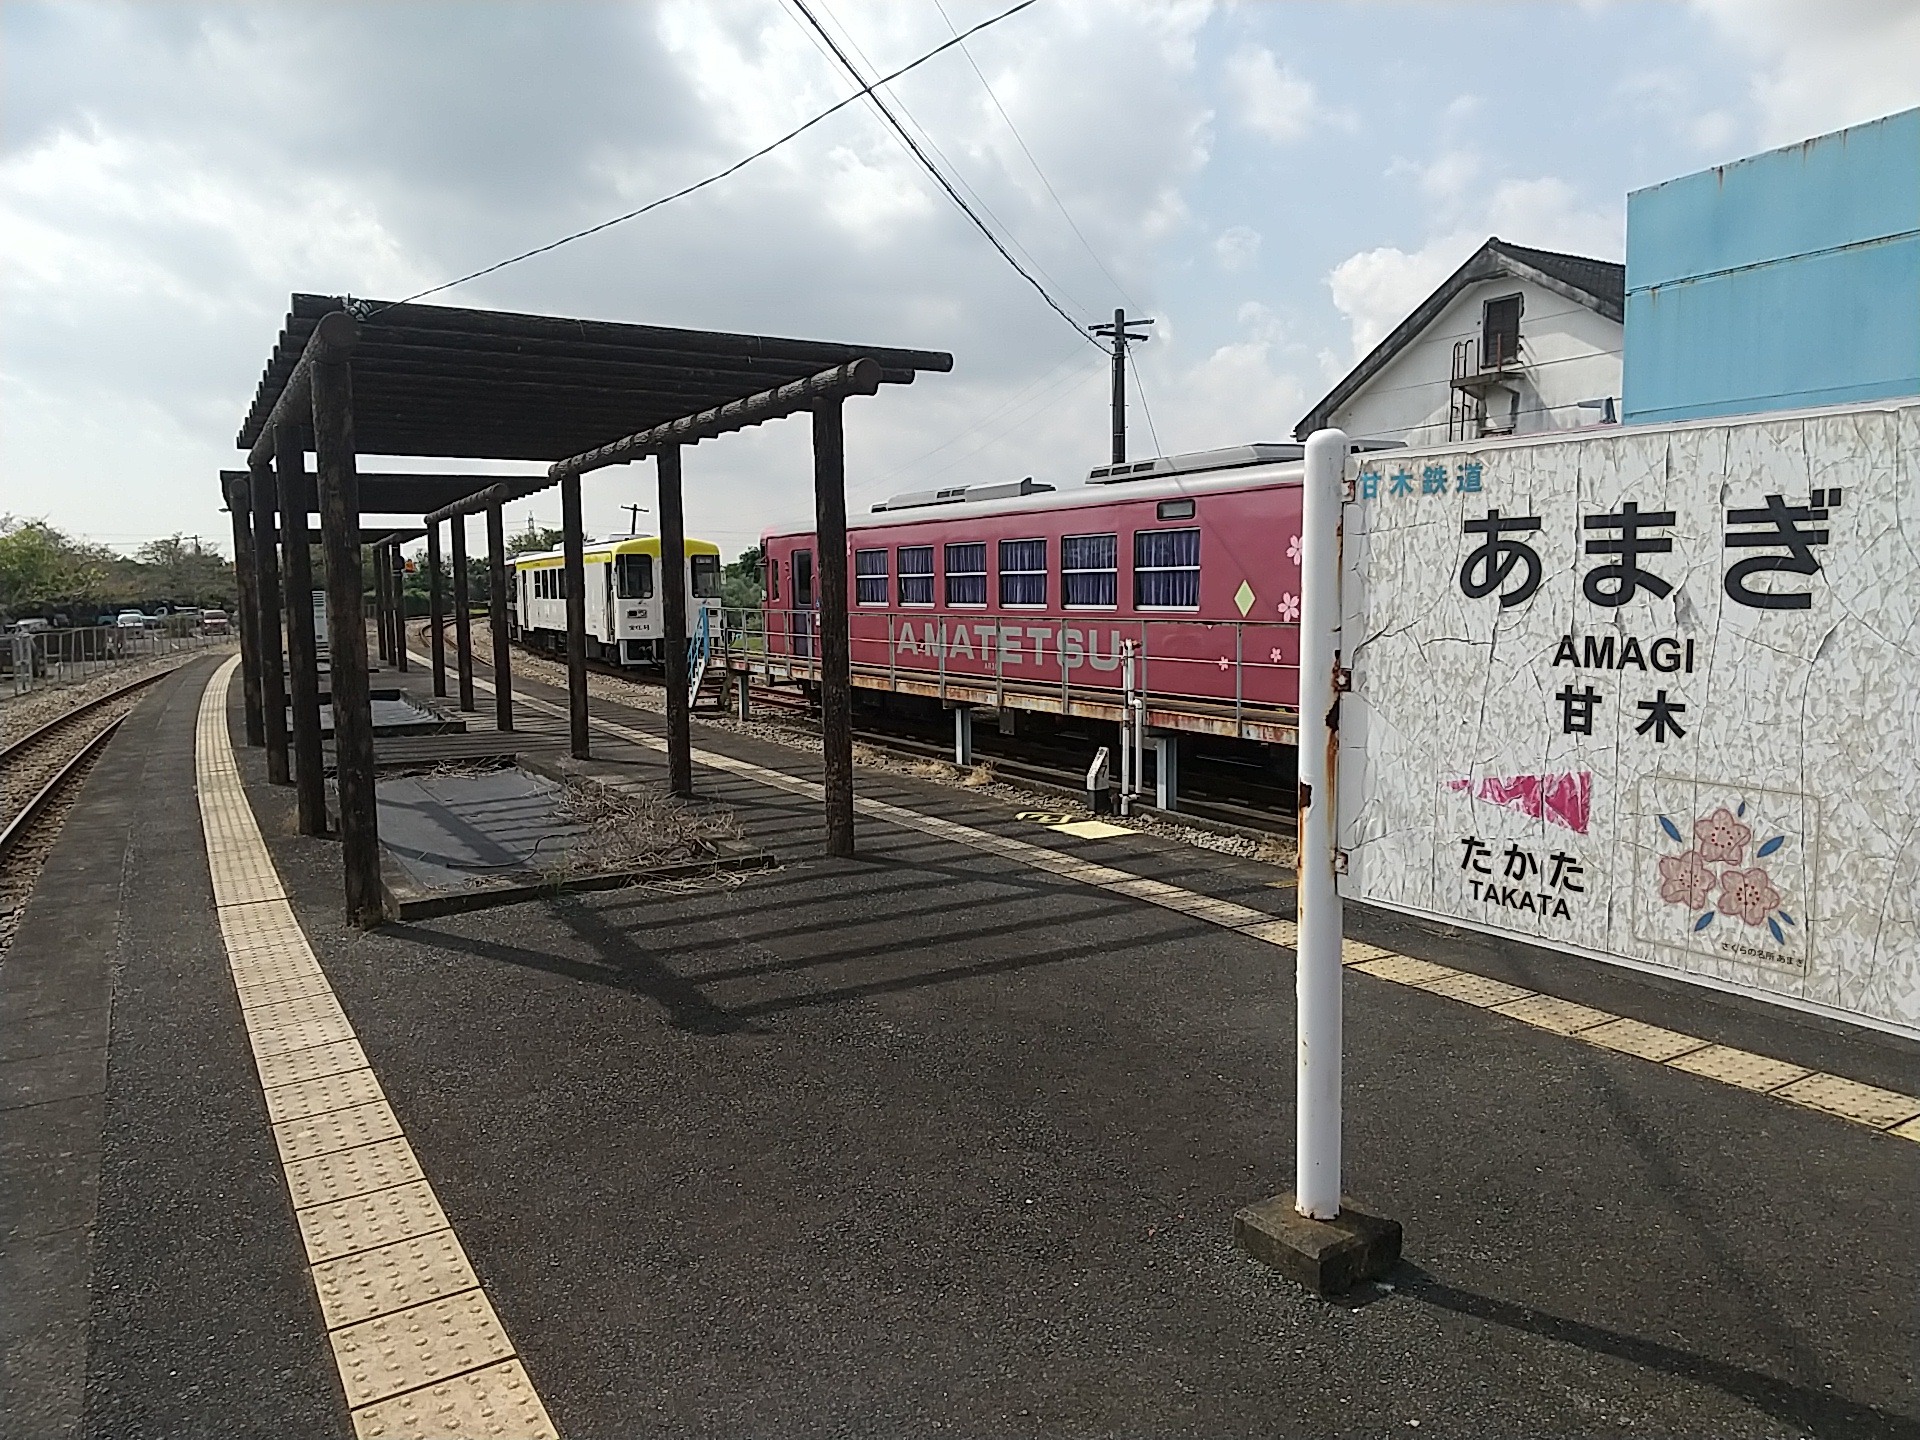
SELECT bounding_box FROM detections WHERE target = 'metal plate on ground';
[256,1037,370,1090]
[1774,1073,1920,1129]
[348,1358,557,1440]
[286,1137,425,1211]
[296,1181,452,1265]
[311,1229,480,1329]
[1580,1017,1711,1063]
[328,1290,515,1407]
[1490,993,1616,1035]
[265,1067,387,1125]
[274,1099,405,1164]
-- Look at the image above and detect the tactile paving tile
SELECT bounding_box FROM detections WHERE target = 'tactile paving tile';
[348,1357,558,1440]
[1157,895,1272,927]
[1352,953,1457,988]
[265,1068,387,1125]
[1102,877,1187,902]
[236,970,338,1010]
[250,1011,358,1059]
[1774,1073,1920,1129]
[257,1038,371,1090]
[311,1229,480,1329]
[1239,919,1299,948]
[286,1138,425,1211]
[245,992,350,1032]
[1418,969,1536,1009]
[296,1181,453,1265]
[1490,993,1616,1035]
[274,1100,406,1164]
[1049,819,1135,840]
[328,1290,515,1407]
[1891,1116,1920,1143]
[1665,1044,1811,1093]
[1579,1017,1711,1063]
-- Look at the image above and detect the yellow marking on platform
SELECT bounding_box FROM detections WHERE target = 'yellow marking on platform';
[311,1230,481,1330]
[329,1291,514,1409]
[273,1100,407,1164]
[349,1359,558,1440]
[194,658,555,1438]
[442,656,1920,1143]
[1665,1044,1811,1093]
[1049,819,1134,840]
[1580,1018,1711,1064]
[265,1068,388,1126]
[1490,993,1617,1035]
[1774,1073,1920,1130]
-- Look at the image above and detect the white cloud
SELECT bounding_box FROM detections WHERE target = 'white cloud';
[1223,45,1319,144]
[1213,224,1260,271]
[1690,0,1920,145]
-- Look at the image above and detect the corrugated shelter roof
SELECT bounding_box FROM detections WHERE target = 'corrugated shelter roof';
[237,294,953,461]
[1294,237,1623,439]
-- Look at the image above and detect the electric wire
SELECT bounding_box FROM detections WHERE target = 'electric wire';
[363,0,1042,315]
[1130,356,1164,458]
[783,0,1104,354]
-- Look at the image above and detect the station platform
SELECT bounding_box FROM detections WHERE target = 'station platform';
[3,650,1917,1438]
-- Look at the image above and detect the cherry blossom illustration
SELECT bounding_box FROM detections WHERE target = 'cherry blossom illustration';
[1656,850,1714,909]
[1286,533,1303,566]
[1276,592,1301,622]
[1656,800,1793,942]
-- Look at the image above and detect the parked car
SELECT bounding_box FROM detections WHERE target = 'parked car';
[12,616,51,634]
[200,609,230,635]
[115,610,148,629]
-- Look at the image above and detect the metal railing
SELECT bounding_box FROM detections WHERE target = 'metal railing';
[6,623,229,698]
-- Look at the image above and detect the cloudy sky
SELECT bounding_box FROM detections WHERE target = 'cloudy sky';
[4,0,1917,562]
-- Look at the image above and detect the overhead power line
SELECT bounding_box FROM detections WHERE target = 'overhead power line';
[784,0,1103,353]
[371,0,1043,314]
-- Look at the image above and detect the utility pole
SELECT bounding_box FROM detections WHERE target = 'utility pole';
[623,503,648,535]
[1089,308,1154,464]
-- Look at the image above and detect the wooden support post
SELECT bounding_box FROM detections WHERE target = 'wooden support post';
[813,398,854,857]
[250,455,290,784]
[308,319,382,927]
[659,445,692,796]
[561,471,589,759]
[225,473,265,747]
[391,545,409,672]
[486,499,513,732]
[427,521,446,697]
[275,425,328,836]
[451,515,474,711]
[373,541,389,662]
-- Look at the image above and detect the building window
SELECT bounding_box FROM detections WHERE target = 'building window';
[1134,528,1200,608]
[1061,533,1117,609]
[945,542,987,606]
[999,538,1046,607]
[854,548,889,605]
[1156,498,1195,521]
[1482,293,1522,368]
[616,554,653,599]
[898,545,934,606]
[691,554,722,598]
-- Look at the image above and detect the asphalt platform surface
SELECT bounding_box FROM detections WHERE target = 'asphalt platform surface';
[2,653,1916,1439]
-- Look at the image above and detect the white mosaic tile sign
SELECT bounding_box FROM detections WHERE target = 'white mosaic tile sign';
[1335,400,1920,1037]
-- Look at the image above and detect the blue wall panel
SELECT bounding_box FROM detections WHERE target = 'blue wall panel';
[1624,108,1920,424]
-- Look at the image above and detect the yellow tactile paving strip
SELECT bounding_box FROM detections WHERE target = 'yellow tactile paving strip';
[436,658,1920,1145]
[194,658,559,1439]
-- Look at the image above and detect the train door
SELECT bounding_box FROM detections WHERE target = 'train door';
[792,548,814,658]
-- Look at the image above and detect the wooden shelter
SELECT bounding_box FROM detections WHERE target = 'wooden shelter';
[230,294,950,924]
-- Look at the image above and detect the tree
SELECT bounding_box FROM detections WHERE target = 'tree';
[134,534,234,607]
[722,543,764,609]
[0,517,110,616]
[506,519,565,557]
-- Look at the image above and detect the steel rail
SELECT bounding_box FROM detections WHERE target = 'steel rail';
[0,714,127,861]
[0,668,171,770]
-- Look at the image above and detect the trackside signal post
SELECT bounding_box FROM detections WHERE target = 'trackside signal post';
[1233,428,1402,1295]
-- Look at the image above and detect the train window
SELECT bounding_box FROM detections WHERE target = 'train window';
[945,542,987,606]
[616,554,654,599]
[854,548,889,605]
[999,538,1047,607]
[898,546,934,606]
[1156,498,1196,521]
[769,556,780,601]
[1134,528,1200,608]
[1061,534,1117,608]
[691,554,723,598]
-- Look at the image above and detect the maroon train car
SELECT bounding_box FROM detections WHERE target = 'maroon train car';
[761,443,1312,718]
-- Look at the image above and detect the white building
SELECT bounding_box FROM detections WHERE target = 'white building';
[1295,238,1623,447]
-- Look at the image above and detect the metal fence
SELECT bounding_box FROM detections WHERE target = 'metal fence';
[5,623,230,698]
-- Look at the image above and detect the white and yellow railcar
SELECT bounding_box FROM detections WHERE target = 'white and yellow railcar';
[513,536,725,667]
